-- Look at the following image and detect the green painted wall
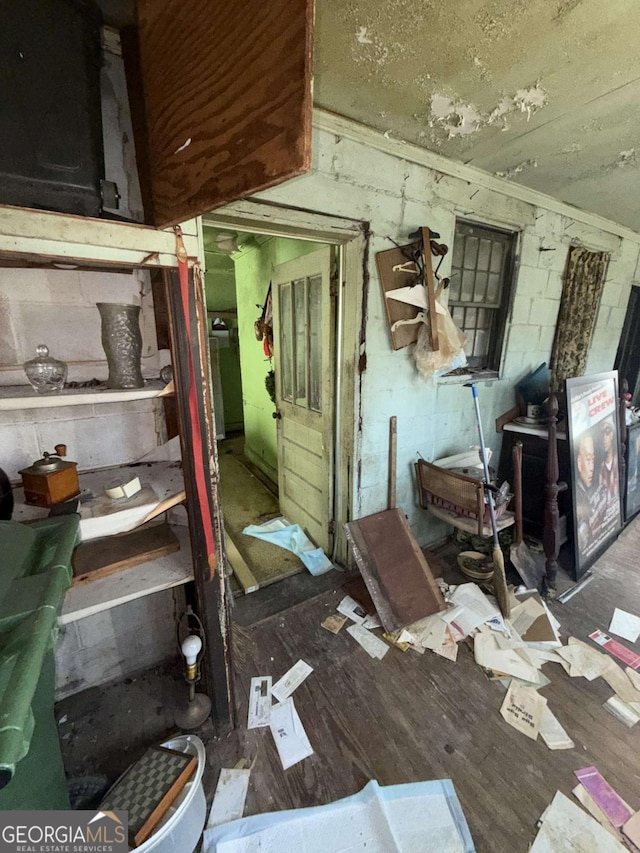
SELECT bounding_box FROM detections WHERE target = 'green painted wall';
[204,252,244,432]
[234,237,327,483]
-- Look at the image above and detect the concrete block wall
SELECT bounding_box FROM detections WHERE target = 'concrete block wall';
[55,587,185,700]
[0,267,164,481]
[253,125,640,546]
[0,265,177,698]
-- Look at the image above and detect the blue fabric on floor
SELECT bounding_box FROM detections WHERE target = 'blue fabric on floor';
[242,517,334,575]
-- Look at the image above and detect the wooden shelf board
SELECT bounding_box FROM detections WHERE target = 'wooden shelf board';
[59,524,193,624]
[13,462,185,539]
[0,380,170,411]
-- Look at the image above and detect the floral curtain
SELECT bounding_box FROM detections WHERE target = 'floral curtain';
[550,246,610,388]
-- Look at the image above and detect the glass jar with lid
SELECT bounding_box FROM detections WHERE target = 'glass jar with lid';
[23,345,68,393]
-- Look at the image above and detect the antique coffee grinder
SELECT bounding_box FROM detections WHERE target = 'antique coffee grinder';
[19,444,80,508]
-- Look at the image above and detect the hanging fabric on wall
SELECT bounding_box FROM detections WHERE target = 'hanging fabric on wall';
[550,246,610,388]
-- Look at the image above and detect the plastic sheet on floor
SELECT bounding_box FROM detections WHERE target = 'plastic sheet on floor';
[202,778,475,853]
[242,517,333,576]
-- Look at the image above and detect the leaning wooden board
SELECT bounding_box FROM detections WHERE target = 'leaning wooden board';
[72,522,180,584]
[345,509,446,632]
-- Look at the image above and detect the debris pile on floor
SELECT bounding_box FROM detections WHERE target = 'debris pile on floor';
[532,766,640,851]
[318,579,640,750]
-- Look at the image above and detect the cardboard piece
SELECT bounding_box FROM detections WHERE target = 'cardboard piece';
[499,681,547,740]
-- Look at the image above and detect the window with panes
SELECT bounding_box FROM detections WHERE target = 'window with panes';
[449,221,516,371]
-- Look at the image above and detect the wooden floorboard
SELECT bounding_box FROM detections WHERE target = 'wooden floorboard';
[217,519,640,852]
[57,518,640,850]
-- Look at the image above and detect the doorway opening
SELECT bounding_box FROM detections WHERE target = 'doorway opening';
[201,210,362,596]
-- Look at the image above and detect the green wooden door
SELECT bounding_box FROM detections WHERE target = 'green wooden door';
[272,246,335,552]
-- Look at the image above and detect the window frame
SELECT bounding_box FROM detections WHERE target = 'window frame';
[448,219,518,374]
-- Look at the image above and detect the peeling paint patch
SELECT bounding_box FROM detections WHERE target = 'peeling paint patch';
[355,26,372,44]
[430,85,547,139]
[488,97,515,128]
[495,159,538,179]
[617,149,637,167]
[562,142,582,154]
[430,94,483,138]
[488,86,547,126]
[512,86,547,120]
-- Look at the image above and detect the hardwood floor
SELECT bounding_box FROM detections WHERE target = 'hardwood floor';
[210,521,640,852]
[58,519,640,851]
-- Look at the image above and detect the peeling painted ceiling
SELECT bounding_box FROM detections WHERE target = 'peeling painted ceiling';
[314,0,640,231]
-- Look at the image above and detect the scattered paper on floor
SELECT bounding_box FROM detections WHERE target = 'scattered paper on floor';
[589,630,640,669]
[539,706,574,750]
[609,608,640,643]
[557,638,610,680]
[572,785,622,839]
[321,614,347,634]
[401,612,448,650]
[623,811,640,848]
[604,695,640,728]
[269,697,314,770]
[574,767,634,828]
[337,595,368,625]
[448,583,501,637]
[531,791,627,852]
[499,681,547,740]
[347,623,389,660]
[601,659,640,707]
[207,768,251,829]
[247,676,272,729]
[474,629,541,684]
[433,627,459,662]
[272,660,313,703]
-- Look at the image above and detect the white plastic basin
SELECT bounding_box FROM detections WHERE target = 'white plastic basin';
[136,734,207,853]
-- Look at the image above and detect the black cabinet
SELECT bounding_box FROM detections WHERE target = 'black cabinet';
[498,425,572,538]
[0,0,105,216]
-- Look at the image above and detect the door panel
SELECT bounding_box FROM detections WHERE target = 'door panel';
[273,247,335,552]
[136,0,313,229]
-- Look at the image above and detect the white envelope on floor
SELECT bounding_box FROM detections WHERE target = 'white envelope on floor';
[269,698,314,770]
